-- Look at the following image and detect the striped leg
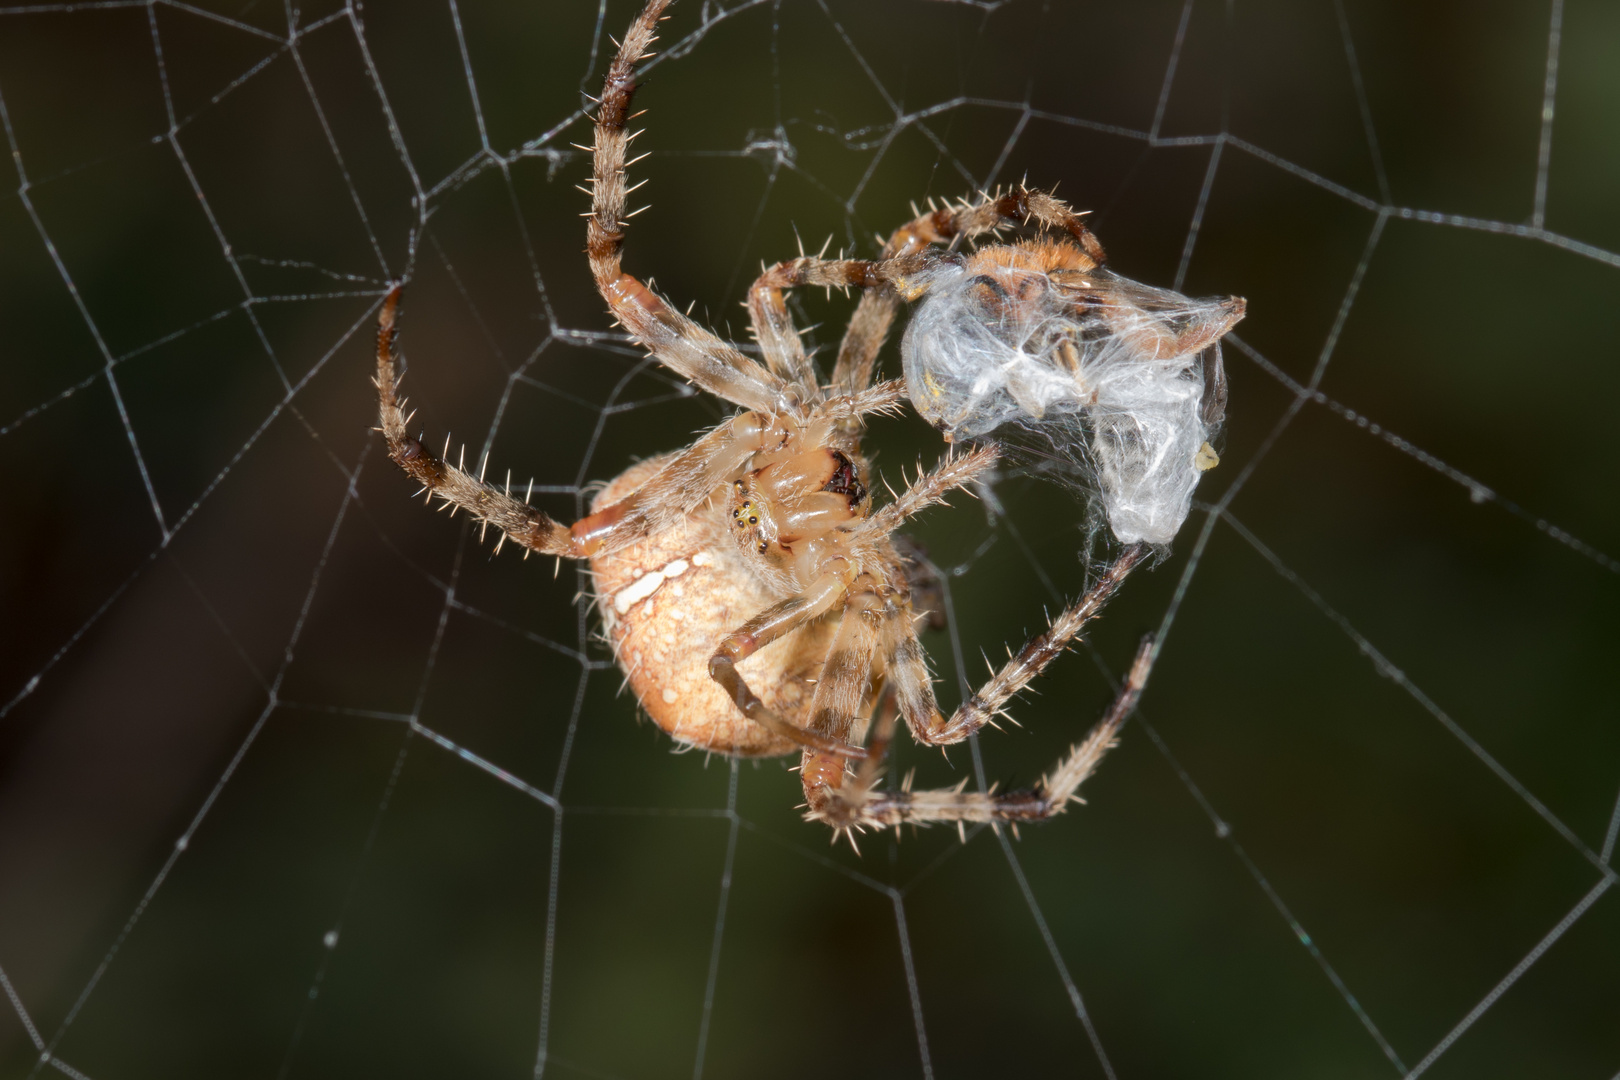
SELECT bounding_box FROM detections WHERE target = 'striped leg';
[378,287,774,561]
[909,543,1148,747]
[746,257,892,398]
[799,585,889,822]
[928,543,1148,744]
[812,636,1156,833]
[588,0,789,413]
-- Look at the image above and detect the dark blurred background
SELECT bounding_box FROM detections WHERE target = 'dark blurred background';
[1,0,1617,1077]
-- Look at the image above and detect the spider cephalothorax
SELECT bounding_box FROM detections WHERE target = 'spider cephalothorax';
[373,0,1239,836]
[727,438,870,566]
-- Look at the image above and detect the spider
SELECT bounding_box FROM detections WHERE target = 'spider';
[373,0,1217,836]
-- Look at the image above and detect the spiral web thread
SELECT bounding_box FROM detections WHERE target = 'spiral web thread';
[0,0,1616,1077]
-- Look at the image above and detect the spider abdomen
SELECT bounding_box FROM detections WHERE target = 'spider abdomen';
[589,455,836,757]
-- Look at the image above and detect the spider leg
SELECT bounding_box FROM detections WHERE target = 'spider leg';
[857,443,1001,538]
[827,287,902,401]
[774,188,1109,398]
[743,186,1109,405]
[743,260,822,398]
[747,254,938,411]
[709,572,872,760]
[813,636,1156,830]
[796,583,889,816]
[589,0,790,413]
[913,543,1148,746]
[377,288,776,559]
[800,585,919,827]
[755,200,1033,402]
[990,186,1108,263]
[878,590,948,751]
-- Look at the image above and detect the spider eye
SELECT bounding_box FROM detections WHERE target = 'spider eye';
[757,543,767,554]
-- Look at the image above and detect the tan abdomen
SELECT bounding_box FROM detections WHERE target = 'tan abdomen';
[588,456,836,757]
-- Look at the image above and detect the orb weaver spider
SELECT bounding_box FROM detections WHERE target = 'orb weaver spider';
[374,0,1239,837]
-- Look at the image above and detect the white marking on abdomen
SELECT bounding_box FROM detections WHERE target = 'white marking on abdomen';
[611,552,703,616]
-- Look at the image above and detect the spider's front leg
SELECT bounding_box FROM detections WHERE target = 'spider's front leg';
[377,286,770,560]
[745,254,916,402]
[749,185,1109,402]
[586,0,793,414]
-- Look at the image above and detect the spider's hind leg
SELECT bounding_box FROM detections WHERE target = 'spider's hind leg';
[812,636,1156,832]
[912,543,1148,747]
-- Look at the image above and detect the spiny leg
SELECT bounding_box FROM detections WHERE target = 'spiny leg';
[826,635,1158,830]
[791,446,1009,816]
[990,186,1108,264]
[908,543,1149,747]
[858,443,1001,539]
[829,199,1002,396]
[376,288,572,555]
[797,584,888,821]
[801,586,919,832]
[379,286,769,560]
[709,439,992,764]
[877,590,948,755]
[588,0,789,412]
[743,255,822,398]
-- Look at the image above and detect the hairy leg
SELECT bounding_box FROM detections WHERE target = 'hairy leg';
[378,287,770,559]
[799,585,918,831]
[906,543,1148,746]
[588,0,791,413]
[798,584,888,815]
[859,444,1000,538]
[815,636,1156,830]
[743,256,822,398]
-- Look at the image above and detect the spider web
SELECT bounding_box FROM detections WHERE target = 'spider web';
[1,0,1617,1076]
